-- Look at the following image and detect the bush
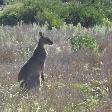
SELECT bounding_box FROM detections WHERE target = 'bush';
[36,9,62,28]
[103,7,112,21]
[0,0,63,27]
[65,4,105,27]
[20,7,36,24]
[0,3,24,25]
[70,33,99,52]
[0,0,111,27]
[35,9,63,28]
[25,0,63,28]
[0,14,18,25]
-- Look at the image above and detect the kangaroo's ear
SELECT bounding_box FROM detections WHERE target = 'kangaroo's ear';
[39,32,44,38]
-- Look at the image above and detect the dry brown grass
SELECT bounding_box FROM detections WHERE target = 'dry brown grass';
[0,24,112,112]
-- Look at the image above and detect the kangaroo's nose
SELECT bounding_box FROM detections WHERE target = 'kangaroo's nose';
[50,41,53,45]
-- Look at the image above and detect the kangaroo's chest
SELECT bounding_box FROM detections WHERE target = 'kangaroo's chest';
[33,50,46,66]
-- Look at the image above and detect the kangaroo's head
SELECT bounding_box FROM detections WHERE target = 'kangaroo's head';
[38,32,53,45]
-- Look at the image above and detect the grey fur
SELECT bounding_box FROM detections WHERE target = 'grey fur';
[18,32,53,92]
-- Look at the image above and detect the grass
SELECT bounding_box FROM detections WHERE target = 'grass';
[0,23,112,111]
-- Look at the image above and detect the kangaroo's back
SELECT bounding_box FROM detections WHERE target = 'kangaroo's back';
[18,32,53,92]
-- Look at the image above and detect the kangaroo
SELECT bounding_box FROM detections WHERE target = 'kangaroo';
[18,32,53,92]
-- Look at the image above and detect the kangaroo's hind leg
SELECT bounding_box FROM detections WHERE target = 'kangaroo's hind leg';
[31,76,40,88]
[41,73,45,81]
[20,80,30,93]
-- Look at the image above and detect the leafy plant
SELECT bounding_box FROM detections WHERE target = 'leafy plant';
[0,3,24,25]
[0,0,111,27]
[71,34,99,52]
[65,4,105,27]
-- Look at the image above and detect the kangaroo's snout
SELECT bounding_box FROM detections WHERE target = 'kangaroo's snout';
[47,39,53,45]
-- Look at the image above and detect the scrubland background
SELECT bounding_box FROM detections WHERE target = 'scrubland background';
[0,0,112,112]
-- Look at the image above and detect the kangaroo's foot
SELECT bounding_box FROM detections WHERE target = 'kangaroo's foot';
[41,74,45,81]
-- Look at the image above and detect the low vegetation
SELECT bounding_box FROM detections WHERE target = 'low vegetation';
[0,0,112,111]
[0,23,112,111]
[70,24,99,52]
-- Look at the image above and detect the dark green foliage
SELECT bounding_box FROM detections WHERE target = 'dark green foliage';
[23,0,63,28]
[0,3,24,25]
[0,0,111,27]
[106,10,112,21]
[102,5,112,21]
[65,4,105,27]
[0,2,37,25]
[0,14,18,25]
[61,0,76,2]
[20,8,36,24]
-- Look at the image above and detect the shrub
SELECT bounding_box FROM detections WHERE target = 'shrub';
[0,0,111,27]
[25,0,63,28]
[104,7,112,21]
[0,0,63,27]
[20,7,36,24]
[0,3,24,25]
[65,4,105,27]
[71,33,99,52]
[39,9,62,28]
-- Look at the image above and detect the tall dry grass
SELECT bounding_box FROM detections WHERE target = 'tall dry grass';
[0,23,112,112]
